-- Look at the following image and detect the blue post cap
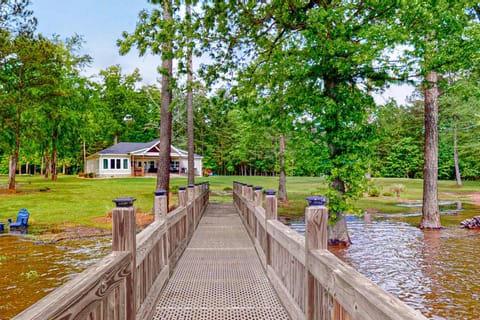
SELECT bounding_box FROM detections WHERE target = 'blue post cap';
[113,197,136,207]
[265,190,276,196]
[154,190,167,196]
[188,184,195,188]
[306,196,328,206]
[254,186,263,190]
[179,186,186,191]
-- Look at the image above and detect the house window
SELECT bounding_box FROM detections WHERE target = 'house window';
[116,159,121,169]
[103,159,108,169]
[123,159,128,169]
[110,159,115,169]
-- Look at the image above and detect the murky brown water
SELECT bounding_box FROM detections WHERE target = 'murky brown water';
[289,207,480,319]
[0,235,111,319]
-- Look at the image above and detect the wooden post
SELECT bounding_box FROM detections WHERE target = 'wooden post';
[154,190,168,220]
[305,203,329,320]
[187,184,194,203]
[194,184,200,226]
[265,190,277,220]
[112,197,137,320]
[254,186,263,207]
[178,186,187,207]
[265,190,277,266]
[247,184,254,201]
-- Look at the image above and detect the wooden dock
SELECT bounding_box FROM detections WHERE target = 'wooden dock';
[152,203,290,319]
[15,182,428,320]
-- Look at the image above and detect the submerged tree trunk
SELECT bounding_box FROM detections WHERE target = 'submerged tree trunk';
[328,176,351,246]
[156,0,173,207]
[186,2,195,185]
[420,71,441,229]
[278,133,287,201]
[453,115,462,186]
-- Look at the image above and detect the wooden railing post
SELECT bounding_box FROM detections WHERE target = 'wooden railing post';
[187,184,194,203]
[112,197,137,320]
[247,184,254,201]
[178,186,187,207]
[154,190,168,221]
[265,190,277,266]
[254,186,263,207]
[305,200,329,320]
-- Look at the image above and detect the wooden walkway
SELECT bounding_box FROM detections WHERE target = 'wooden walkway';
[152,203,290,319]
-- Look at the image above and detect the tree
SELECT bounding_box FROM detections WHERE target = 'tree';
[0,34,60,190]
[186,1,195,184]
[396,1,480,229]
[201,1,398,245]
[97,65,143,145]
[0,0,36,35]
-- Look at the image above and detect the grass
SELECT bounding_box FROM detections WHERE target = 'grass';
[0,174,479,236]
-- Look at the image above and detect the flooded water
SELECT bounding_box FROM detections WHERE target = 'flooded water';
[0,235,111,319]
[288,206,480,319]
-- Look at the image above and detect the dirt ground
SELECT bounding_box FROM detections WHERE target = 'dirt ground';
[36,211,154,243]
[469,191,480,206]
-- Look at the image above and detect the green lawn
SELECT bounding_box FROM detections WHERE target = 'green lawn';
[1,174,478,236]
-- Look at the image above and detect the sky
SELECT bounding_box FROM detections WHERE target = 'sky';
[31,0,160,85]
[30,1,414,104]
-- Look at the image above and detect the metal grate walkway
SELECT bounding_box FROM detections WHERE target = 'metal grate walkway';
[152,203,290,319]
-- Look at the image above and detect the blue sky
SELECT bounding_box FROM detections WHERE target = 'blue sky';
[31,0,160,85]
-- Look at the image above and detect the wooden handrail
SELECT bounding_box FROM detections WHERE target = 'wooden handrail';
[14,182,210,320]
[233,181,427,320]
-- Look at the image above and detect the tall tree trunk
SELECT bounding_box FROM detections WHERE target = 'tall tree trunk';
[8,111,21,192]
[420,71,441,229]
[83,140,87,174]
[278,133,287,201]
[453,115,462,186]
[44,149,50,179]
[156,0,173,206]
[114,133,119,145]
[325,78,351,246]
[8,152,17,192]
[186,2,195,185]
[51,129,58,181]
[40,155,44,176]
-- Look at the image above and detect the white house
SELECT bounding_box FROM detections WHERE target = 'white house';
[86,139,203,178]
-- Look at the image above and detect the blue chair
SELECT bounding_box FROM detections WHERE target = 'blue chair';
[8,208,30,230]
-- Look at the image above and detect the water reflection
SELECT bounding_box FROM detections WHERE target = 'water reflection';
[0,235,111,319]
[288,212,480,319]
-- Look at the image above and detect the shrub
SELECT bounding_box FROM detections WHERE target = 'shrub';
[382,192,394,197]
[390,184,405,197]
[170,185,179,194]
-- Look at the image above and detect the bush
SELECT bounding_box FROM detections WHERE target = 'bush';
[389,184,405,197]
[382,192,394,197]
[367,181,381,197]
[170,185,179,194]
[368,187,381,197]
[223,186,233,191]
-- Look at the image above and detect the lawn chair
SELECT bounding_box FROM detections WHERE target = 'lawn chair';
[8,208,30,230]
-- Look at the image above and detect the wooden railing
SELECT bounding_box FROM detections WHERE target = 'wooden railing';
[233,181,427,320]
[14,182,210,320]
